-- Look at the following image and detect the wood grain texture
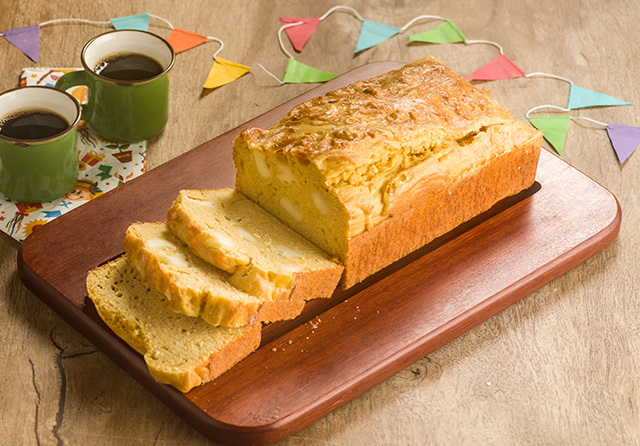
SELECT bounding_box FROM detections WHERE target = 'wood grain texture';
[1,1,639,445]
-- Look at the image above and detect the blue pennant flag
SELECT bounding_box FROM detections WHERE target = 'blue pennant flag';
[355,20,400,53]
[568,85,630,110]
[110,13,150,31]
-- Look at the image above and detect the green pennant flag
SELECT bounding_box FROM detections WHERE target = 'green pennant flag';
[282,58,338,84]
[528,116,571,155]
[408,20,465,44]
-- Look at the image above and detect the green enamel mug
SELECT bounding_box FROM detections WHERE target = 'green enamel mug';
[55,30,175,143]
[0,86,80,203]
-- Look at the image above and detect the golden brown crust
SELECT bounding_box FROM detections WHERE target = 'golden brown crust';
[342,131,542,288]
[240,56,512,164]
[256,299,306,322]
[289,266,343,301]
[180,323,261,393]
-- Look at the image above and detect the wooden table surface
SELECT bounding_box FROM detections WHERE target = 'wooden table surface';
[1,1,638,445]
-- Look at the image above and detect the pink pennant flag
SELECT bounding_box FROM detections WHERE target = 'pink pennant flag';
[606,123,640,163]
[3,24,40,62]
[167,28,208,53]
[280,17,321,51]
[466,55,525,81]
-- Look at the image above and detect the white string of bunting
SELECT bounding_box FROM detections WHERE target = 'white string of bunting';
[0,12,250,89]
[259,5,508,84]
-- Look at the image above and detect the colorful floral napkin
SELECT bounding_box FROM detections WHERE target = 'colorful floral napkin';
[0,68,146,242]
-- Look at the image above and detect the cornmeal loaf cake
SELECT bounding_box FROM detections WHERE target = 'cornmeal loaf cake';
[167,188,343,301]
[123,222,305,327]
[86,255,261,392]
[233,56,542,288]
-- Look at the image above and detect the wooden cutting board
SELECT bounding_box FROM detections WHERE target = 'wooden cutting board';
[17,62,621,446]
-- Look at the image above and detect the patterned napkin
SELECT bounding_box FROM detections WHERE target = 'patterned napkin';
[0,68,146,242]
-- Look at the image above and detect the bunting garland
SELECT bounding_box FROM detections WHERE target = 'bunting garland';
[466,54,524,81]
[408,20,465,44]
[257,20,338,85]
[2,25,40,62]
[0,13,249,90]
[269,5,635,163]
[110,13,150,31]
[528,115,572,156]
[606,124,640,163]
[1,7,635,164]
[203,57,251,89]
[280,17,321,51]
[526,105,639,162]
[165,28,206,52]
[355,20,400,53]
[524,72,630,109]
[568,85,631,109]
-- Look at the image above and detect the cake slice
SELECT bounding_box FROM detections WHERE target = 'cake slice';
[123,222,306,327]
[86,255,261,392]
[167,188,344,301]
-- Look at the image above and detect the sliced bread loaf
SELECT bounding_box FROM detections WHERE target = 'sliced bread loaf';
[123,222,306,327]
[167,188,344,301]
[86,255,261,393]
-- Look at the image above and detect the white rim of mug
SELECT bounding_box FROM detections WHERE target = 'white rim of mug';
[0,85,82,144]
[80,29,176,86]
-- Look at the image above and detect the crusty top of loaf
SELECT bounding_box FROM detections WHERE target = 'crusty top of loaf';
[235,56,541,236]
[239,56,513,167]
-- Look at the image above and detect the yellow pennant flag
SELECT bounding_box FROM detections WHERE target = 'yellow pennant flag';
[203,57,250,89]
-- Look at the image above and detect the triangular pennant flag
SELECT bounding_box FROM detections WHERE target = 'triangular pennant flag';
[280,17,321,52]
[408,20,465,44]
[354,20,400,53]
[528,116,571,155]
[167,28,207,53]
[3,24,40,62]
[203,57,250,89]
[606,123,640,163]
[568,85,631,110]
[282,58,337,84]
[466,54,525,81]
[110,13,150,31]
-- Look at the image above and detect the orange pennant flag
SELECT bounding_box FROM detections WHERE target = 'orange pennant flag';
[167,28,208,53]
[203,57,250,89]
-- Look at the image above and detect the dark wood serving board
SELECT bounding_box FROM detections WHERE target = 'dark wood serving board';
[17,62,621,446]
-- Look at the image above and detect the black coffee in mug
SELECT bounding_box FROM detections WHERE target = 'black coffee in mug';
[0,108,70,140]
[94,52,164,81]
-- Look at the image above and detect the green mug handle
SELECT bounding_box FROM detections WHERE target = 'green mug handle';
[55,71,94,122]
